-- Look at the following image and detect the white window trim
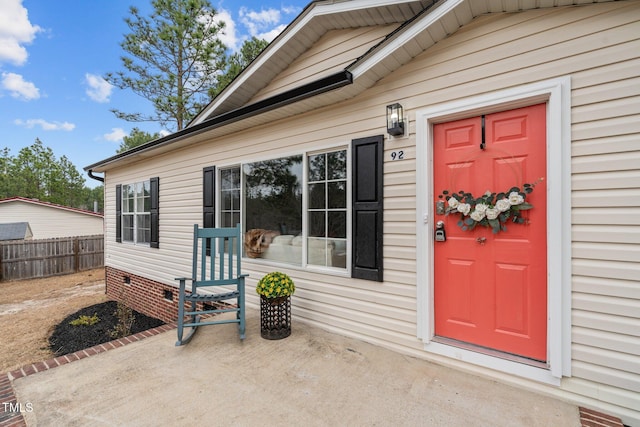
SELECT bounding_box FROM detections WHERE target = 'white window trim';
[122,180,151,246]
[415,77,572,385]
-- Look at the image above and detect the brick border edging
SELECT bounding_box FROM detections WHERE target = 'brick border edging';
[0,323,176,427]
[579,407,625,427]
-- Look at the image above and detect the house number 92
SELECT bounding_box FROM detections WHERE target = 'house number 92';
[390,150,405,161]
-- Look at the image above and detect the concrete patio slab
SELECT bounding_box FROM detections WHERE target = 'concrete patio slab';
[11,310,580,426]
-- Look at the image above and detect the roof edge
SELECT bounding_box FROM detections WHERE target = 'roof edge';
[0,197,103,217]
[85,70,353,172]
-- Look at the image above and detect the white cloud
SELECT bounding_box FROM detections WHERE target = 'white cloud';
[1,72,39,100]
[216,8,239,51]
[214,3,301,50]
[258,24,287,43]
[239,7,280,39]
[0,0,42,66]
[85,73,113,103]
[14,118,75,131]
[103,128,127,142]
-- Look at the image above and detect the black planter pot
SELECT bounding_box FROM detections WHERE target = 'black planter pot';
[260,295,291,340]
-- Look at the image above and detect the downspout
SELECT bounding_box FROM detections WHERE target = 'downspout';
[87,169,105,183]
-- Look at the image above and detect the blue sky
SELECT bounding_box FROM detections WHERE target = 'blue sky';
[0,0,307,187]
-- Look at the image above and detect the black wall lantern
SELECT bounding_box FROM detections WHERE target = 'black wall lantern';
[386,103,405,136]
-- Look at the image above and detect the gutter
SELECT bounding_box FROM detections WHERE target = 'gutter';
[87,169,104,183]
[84,70,353,172]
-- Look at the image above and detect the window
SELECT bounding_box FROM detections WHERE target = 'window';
[122,181,150,244]
[307,150,347,268]
[206,135,383,280]
[220,167,241,228]
[116,177,159,247]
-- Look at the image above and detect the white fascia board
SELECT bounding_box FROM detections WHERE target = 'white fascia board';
[312,0,423,15]
[348,0,465,79]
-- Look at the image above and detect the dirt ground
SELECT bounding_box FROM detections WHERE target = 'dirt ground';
[0,268,106,373]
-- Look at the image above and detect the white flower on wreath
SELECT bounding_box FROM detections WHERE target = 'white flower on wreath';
[470,210,485,222]
[486,207,499,220]
[475,203,489,213]
[447,197,459,209]
[495,198,511,212]
[457,203,471,215]
[508,191,525,205]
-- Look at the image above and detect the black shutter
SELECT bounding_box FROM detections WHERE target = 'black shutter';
[203,166,216,255]
[150,177,159,248]
[203,166,216,228]
[351,135,384,281]
[115,184,122,243]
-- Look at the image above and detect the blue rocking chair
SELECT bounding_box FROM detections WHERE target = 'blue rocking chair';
[175,224,247,346]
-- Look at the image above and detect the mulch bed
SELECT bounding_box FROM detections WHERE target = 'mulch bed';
[49,301,165,356]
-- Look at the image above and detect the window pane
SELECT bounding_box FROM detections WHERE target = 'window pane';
[244,156,303,264]
[308,183,325,209]
[308,153,325,182]
[221,169,233,188]
[328,239,347,268]
[244,157,302,228]
[328,181,346,209]
[309,211,325,237]
[222,191,232,210]
[137,228,151,244]
[307,237,328,266]
[136,214,150,243]
[221,212,229,228]
[142,181,150,197]
[232,191,240,210]
[328,211,346,238]
[122,215,134,242]
[327,150,347,180]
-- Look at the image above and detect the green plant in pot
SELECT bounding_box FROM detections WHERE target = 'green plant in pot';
[256,271,295,300]
[256,271,295,339]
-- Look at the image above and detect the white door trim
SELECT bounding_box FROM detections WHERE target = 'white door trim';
[415,77,572,385]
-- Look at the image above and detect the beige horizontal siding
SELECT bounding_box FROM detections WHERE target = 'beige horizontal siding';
[573,207,640,225]
[251,25,397,104]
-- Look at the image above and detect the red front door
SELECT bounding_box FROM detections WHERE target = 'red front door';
[433,103,547,361]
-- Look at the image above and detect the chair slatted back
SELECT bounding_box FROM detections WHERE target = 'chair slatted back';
[191,224,242,292]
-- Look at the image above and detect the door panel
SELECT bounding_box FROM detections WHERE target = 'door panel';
[433,103,547,362]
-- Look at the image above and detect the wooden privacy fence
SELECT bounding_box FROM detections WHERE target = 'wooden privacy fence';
[0,235,104,281]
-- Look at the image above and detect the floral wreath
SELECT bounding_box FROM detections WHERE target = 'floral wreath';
[438,178,543,234]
